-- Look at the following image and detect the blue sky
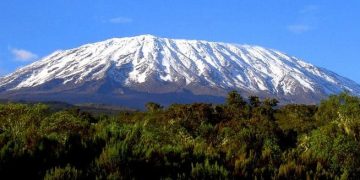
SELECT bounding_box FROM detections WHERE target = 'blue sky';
[1,0,359,83]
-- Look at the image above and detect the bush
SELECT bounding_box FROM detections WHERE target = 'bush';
[44,164,82,180]
[1,92,360,179]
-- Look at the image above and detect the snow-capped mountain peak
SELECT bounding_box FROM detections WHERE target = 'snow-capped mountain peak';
[1,35,359,106]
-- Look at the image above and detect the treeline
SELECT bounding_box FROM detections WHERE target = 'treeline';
[0,91,360,179]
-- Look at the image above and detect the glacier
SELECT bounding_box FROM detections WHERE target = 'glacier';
[0,34,359,107]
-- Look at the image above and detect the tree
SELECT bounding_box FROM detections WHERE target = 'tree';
[145,102,163,112]
[226,91,246,108]
[249,96,261,108]
[263,98,279,108]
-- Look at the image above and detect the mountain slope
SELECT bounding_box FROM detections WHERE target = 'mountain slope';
[1,34,359,107]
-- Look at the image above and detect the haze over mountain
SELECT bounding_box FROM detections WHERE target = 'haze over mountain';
[0,35,359,108]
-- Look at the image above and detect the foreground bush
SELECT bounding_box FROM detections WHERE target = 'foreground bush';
[0,92,359,179]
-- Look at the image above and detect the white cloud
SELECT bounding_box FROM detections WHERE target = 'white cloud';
[287,24,312,34]
[109,17,133,24]
[11,48,38,62]
[287,5,319,34]
[299,5,318,14]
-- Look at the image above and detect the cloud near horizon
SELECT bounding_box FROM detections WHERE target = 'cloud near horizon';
[11,48,38,62]
[109,17,133,24]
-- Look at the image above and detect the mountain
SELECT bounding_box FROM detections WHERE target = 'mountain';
[1,34,359,108]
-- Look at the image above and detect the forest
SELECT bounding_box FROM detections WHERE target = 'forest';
[1,91,360,179]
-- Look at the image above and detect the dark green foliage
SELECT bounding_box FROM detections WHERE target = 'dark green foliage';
[44,164,83,180]
[249,95,261,107]
[145,102,163,112]
[226,90,246,108]
[1,92,360,179]
[275,104,318,134]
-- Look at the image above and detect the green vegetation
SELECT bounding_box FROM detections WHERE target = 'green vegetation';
[1,92,360,179]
